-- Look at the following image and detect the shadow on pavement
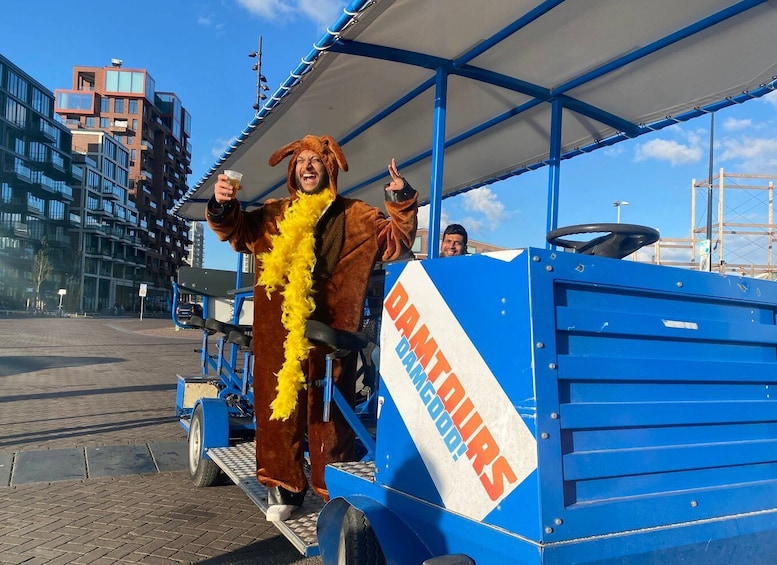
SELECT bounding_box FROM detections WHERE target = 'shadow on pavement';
[197,536,323,564]
[0,355,124,377]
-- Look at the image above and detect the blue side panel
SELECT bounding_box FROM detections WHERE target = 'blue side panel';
[530,250,777,543]
[373,395,443,506]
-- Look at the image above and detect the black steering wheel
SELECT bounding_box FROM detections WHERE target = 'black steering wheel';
[546,223,660,259]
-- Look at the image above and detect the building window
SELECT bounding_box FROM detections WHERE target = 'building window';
[100,97,110,112]
[100,117,110,128]
[5,98,27,127]
[104,140,116,160]
[31,87,52,115]
[114,98,125,113]
[87,170,100,190]
[85,116,96,127]
[128,99,138,114]
[48,200,65,221]
[7,70,28,101]
[56,91,93,111]
[28,194,45,214]
[105,70,145,94]
[27,218,44,241]
[29,141,47,162]
[1,183,12,204]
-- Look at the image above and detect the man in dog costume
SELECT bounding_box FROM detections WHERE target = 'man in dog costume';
[207,134,418,521]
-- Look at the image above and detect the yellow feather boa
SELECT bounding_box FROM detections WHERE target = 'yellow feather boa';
[257,189,333,420]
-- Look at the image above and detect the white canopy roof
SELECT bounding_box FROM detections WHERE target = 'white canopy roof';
[174,0,777,227]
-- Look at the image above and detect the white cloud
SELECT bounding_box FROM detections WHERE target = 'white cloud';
[723,117,752,131]
[416,205,450,232]
[211,137,236,160]
[196,11,226,33]
[461,187,506,223]
[602,145,624,158]
[634,138,703,165]
[459,217,485,233]
[760,90,777,108]
[235,0,346,28]
[718,136,777,171]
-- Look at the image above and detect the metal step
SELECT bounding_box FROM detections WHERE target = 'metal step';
[208,441,323,557]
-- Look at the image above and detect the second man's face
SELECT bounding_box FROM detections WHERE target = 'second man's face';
[441,234,466,257]
[295,150,328,194]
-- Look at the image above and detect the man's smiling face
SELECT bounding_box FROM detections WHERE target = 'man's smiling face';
[295,150,328,194]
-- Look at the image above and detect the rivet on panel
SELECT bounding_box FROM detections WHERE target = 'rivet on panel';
[536,342,544,349]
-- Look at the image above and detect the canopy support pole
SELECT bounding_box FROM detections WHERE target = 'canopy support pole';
[545,98,563,244]
[428,67,448,259]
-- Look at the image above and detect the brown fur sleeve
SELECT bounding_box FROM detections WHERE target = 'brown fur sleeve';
[376,192,419,261]
[206,198,287,256]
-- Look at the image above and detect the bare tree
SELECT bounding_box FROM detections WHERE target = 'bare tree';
[33,237,52,311]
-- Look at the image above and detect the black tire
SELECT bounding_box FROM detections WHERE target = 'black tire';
[337,506,386,565]
[188,405,221,487]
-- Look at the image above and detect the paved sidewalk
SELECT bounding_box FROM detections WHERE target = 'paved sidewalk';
[0,317,322,564]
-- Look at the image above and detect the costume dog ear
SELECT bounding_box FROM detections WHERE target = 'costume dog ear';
[320,135,348,173]
[269,139,301,167]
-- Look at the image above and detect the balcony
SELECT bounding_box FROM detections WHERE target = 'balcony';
[109,119,130,133]
[29,117,58,142]
[47,152,71,181]
[0,246,33,262]
[47,232,72,246]
[6,159,34,184]
[72,164,85,183]
[0,221,28,237]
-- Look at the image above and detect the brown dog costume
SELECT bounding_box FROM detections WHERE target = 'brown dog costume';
[206,135,418,500]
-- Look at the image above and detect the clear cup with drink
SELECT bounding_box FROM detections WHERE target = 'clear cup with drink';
[224,170,243,191]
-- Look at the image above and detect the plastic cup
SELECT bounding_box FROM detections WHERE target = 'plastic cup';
[224,169,243,190]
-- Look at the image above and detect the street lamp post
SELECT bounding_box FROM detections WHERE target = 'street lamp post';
[613,200,629,223]
[248,37,269,111]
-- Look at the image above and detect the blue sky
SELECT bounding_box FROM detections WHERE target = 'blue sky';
[4,0,777,271]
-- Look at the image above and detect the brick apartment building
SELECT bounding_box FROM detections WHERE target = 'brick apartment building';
[54,60,193,311]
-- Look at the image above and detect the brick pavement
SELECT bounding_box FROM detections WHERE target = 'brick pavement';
[0,317,322,564]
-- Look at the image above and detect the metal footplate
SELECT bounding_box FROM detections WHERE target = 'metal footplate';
[329,460,376,481]
[208,442,323,557]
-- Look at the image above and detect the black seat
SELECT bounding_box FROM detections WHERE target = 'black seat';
[305,320,369,353]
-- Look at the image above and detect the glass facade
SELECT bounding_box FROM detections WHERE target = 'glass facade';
[105,70,145,94]
[56,91,93,112]
[0,53,75,311]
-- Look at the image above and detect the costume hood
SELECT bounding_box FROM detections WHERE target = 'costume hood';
[268,135,348,199]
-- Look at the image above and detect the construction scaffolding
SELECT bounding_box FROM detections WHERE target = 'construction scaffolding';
[630,169,777,279]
